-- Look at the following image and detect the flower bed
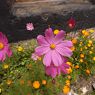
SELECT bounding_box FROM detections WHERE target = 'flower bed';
[0,27,95,95]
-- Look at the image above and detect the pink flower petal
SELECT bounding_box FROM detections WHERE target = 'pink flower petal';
[58,40,73,48]
[43,51,52,66]
[45,28,54,44]
[37,35,49,46]
[54,30,65,44]
[45,65,57,78]
[35,46,50,56]
[7,48,12,57]
[52,50,63,66]
[56,47,72,57]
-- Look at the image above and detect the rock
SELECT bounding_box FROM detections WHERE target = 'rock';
[80,87,88,95]
[92,82,95,90]
[11,0,91,17]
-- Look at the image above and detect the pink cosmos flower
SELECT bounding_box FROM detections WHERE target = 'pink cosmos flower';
[45,61,69,78]
[26,23,34,31]
[0,32,12,61]
[35,28,73,67]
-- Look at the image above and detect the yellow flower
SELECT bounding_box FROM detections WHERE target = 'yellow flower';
[42,80,47,85]
[70,46,75,51]
[17,46,24,52]
[87,44,91,47]
[0,88,2,93]
[86,69,90,75]
[67,75,71,80]
[67,67,72,74]
[72,38,77,44]
[80,48,83,51]
[65,80,70,86]
[89,29,94,33]
[63,85,70,94]
[75,65,79,69]
[6,79,12,85]
[84,46,88,49]
[82,30,86,34]
[79,59,83,63]
[88,40,93,44]
[66,62,72,67]
[93,57,95,61]
[54,29,60,35]
[89,51,93,54]
[3,64,9,69]
[80,54,84,58]
[33,81,40,89]
[82,30,89,36]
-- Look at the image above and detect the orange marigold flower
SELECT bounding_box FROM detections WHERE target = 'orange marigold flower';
[70,46,75,51]
[6,79,12,85]
[63,85,70,94]
[67,75,71,80]
[67,67,72,74]
[72,38,77,44]
[33,81,40,89]
[65,80,70,86]
[66,62,72,67]
[86,69,90,75]
[75,65,79,69]
[80,54,84,58]
[42,80,47,85]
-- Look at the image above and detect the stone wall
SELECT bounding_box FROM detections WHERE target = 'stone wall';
[12,0,91,17]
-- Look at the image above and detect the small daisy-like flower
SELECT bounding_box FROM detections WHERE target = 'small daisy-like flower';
[26,23,34,31]
[66,67,72,74]
[42,80,47,85]
[6,79,12,85]
[72,38,77,44]
[86,69,90,75]
[63,85,70,94]
[33,81,40,89]
[80,54,84,58]
[17,46,24,52]
[3,64,9,69]
[54,29,60,35]
[80,59,83,63]
[89,29,94,33]
[75,65,79,69]
[65,80,70,86]
[66,62,72,67]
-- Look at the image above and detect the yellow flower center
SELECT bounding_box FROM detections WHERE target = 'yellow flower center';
[0,42,4,50]
[54,29,60,35]
[50,44,56,49]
